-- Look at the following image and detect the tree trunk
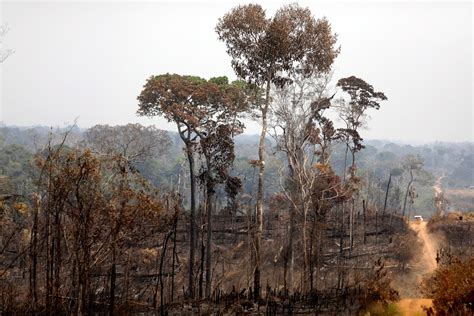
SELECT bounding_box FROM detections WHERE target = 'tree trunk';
[402,171,413,218]
[29,197,39,312]
[185,148,196,298]
[309,219,316,292]
[383,174,392,216]
[340,144,349,255]
[45,208,50,313]
[375,204,379,244]
[199,237,205,299]
[109,246,116,316]
[254,78,271,300]
[81,222,91,315]
[170,215,178,302]
[349,199,354,252]
[159,233,171,315]
[302,206,309,291]
[317,228,323,290]
[349,151,356,253]
[285,208,295,293]
[53,209,61,315]
[362,200,367,244]
[205,190,213,299]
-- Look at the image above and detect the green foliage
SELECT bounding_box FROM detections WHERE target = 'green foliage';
[209,76,229,86]
[0,144,34,195]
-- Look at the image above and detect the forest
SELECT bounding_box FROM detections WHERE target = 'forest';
[1,3,473,315]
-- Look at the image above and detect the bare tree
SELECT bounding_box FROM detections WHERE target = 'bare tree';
[383,168,403,216]
[269,73,340,291]
[401,155,424,218]
[83,123,171,163]
[335,76,387,252]
[33,144,165,314]
[216,3,339,299]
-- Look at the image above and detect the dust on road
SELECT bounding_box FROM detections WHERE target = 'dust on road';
[393,215,442,314]
[397,298,433,316]
[410,221,438,273]
[392,176,445,314]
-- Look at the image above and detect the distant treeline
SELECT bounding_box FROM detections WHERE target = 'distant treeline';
[1,125,472,181]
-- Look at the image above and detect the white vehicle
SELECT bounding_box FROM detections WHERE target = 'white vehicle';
[414,215,423,222]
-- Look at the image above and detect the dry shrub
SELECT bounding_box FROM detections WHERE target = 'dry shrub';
[427,212,474,261]
[363,258,399,308]
[0,280,25,314]
[392,229,421,270]
[421,255,474,315]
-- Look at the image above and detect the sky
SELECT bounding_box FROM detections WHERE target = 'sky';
[0,0,472,143]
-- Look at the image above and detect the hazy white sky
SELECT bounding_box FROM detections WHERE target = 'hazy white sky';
[0,1,472,142]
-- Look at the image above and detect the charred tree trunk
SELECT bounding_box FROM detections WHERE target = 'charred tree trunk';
[199,236,205,299]
[383,174,392,217]
[109,246,116,316]
[362,200,367,244]
[46,208,53,314]
[402,171,413,218]
[185,147,196,298]
[205,190,214,299]
[159,232,171,315]
[29,196,39,312]
[350,199,354,252]
[53,208,61,315]
[309,219,316,292]
[170,215,178,302]
[78,223,91,316]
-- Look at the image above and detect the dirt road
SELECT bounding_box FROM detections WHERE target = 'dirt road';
[410,221,438,273]
[394,176,447,314]
[394,217,441,314]
[396,298,433,315]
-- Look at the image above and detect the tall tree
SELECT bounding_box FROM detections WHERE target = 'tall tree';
[336,76,387,252]
[382,167,403,216]
[401,155,424,218]
[137,74,247,298]
[270,73,340,290]
[198,125,239,298]
[197,77,248,298]
[216,4,339,299]
[336,76,387,176]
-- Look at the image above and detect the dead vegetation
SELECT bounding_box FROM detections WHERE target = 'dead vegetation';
[1,2,461,315]
[418,212,474,315]
[428,212,474,260]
